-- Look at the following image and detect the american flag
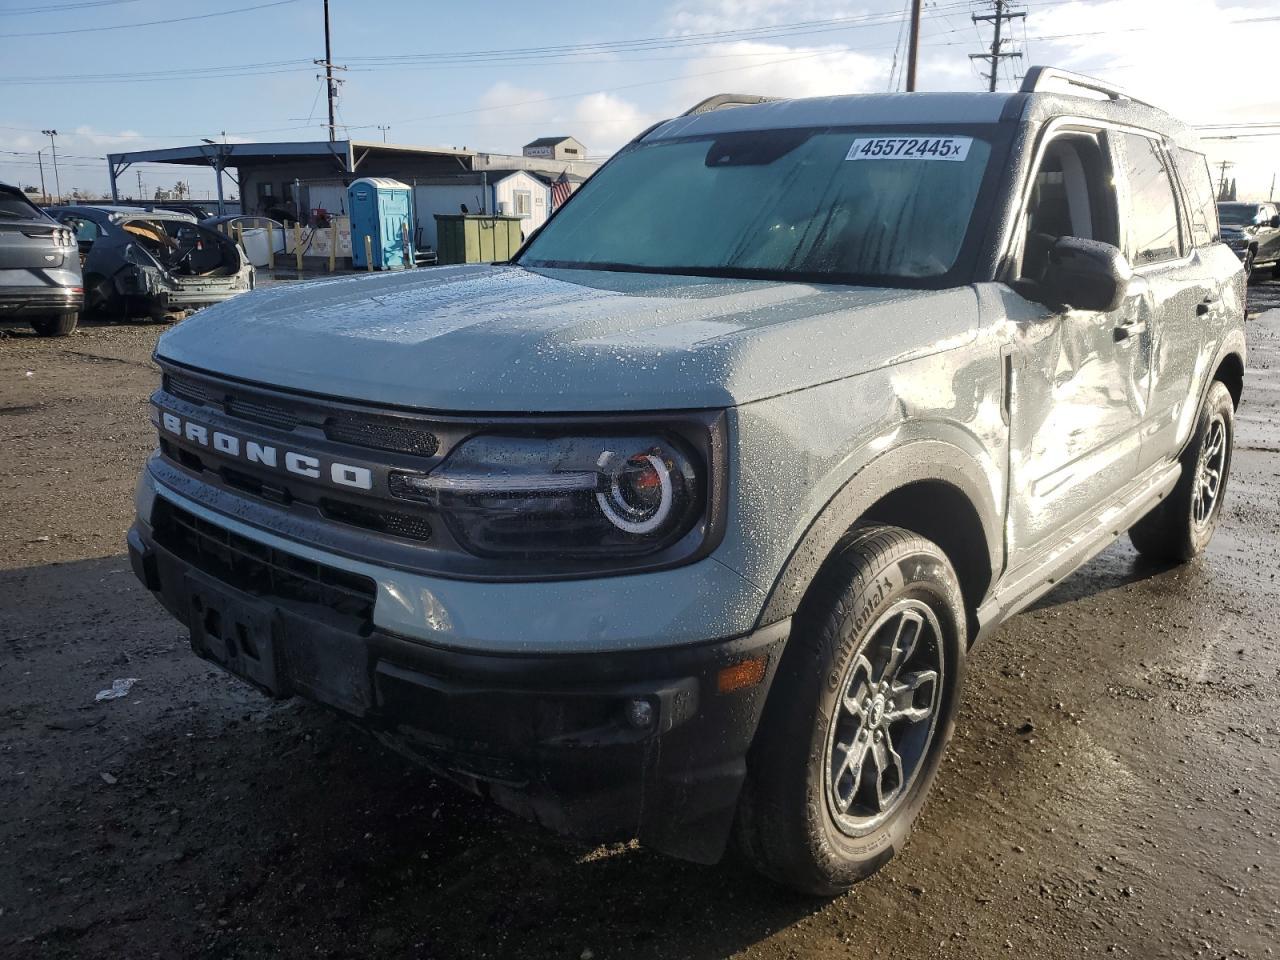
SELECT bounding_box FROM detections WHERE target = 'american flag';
[550,171,573,211]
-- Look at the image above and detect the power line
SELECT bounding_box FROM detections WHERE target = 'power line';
[0,0,141,13]
[0,0,302,39]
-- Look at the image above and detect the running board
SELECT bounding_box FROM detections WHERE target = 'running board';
[974,460,1182,644]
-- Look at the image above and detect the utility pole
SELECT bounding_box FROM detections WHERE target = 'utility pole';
[1216,160,1234,200]
[137,169,144,201]
[905,0,922,92]
[1270,172,1276,202]
[970,1,1026,92]
[378,125,390,142]
[35,149,47,204]
[315,0,347,141]
[41,129,61,204]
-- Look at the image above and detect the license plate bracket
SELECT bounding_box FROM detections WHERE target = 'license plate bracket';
[185,574,287,698]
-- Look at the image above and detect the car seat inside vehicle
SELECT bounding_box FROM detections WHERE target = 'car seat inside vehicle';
[1020,132,1119,285]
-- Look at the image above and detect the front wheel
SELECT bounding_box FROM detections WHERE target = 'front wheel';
[1243,250,1256,282]
[1130,381,1235,561]
[735,525,965,896]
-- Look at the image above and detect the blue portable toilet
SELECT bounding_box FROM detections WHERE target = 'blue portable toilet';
[347,177,414,270]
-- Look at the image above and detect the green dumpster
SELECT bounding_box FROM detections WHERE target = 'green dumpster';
[433,214,525,265]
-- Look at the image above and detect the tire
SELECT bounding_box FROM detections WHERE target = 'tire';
[1243,250,1256,282]
[735,525,966,896]
[1130,381,1234,562]
[29,313,78,337]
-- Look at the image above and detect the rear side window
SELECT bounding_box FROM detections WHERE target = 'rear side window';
[1173,147,1220,247]
[0,191,43,220]
[1120,133,1181,264]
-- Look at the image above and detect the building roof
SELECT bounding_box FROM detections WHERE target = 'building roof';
[523,136,579,148]
[105,139,472,170]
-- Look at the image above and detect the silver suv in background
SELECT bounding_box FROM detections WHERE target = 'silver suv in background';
[0,183,82,336]
[127,68,1245,895]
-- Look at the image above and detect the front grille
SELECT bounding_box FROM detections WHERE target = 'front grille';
[152,499,376,624]
[324,415,439,457]
[166,374,217,408]
[320,498,433,541]
[226,396,300,431]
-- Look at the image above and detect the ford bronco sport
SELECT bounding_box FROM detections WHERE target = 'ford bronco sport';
[128,68,1245,895]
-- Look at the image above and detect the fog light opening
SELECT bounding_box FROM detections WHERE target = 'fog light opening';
[624,697,656,730]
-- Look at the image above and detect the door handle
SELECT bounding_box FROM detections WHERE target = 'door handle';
[1114,320,1147,342]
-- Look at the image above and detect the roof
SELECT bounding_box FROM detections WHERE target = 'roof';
[645,76,1196,149]
[349,177,411,190]
[105,139,472,169]
[49,204,196,222]
[523,136,579,148]
[469,168,561,184]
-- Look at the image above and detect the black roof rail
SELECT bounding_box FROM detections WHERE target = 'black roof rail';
[681,94,779,116]
[1020,66,1158,110]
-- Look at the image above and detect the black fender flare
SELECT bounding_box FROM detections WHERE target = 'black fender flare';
[755,438,1003,628]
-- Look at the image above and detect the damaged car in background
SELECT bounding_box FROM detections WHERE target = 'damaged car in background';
[48,205,253,321]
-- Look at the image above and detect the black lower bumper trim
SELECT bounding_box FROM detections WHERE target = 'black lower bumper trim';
[127,518,788,864]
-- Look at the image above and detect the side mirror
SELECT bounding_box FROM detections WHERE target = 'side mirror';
[1268,215,1279,229]
[1041,236,1133,313]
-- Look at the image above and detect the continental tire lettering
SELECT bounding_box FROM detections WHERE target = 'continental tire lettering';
[828,571,903,691]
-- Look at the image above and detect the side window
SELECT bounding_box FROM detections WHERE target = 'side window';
[1019,129,1119,282]
[59,215,100,243]
[513,190,532,217]
[1172,147,1219,247]
[1120,133,1181,264]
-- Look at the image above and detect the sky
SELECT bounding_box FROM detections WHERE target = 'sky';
[2,0,1279,200]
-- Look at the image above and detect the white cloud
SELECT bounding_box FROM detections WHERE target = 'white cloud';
[572,93,654,156]
[476,81,556,126]
[673,40,890,106]
[666,0,863,33]
[71,125,146,148]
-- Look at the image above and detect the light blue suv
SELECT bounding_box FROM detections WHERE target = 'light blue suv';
[128,68,1246,894]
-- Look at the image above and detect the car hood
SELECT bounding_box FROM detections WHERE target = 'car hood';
[156,264,980,412]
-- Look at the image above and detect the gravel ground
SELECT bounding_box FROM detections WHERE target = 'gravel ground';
[1,290,1278,960]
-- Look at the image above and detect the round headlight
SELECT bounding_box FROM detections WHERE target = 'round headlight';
[597,452,674,534]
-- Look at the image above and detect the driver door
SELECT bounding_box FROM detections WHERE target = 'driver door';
[1004,125,1150,570]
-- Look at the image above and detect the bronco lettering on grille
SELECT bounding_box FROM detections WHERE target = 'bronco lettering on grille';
[159,410,373,491]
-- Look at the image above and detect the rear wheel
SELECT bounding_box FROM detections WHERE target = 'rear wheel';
[735,525,965,896]
[1130,381,1234,561]
[29,313,78,337]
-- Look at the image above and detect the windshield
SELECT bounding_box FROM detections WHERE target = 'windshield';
[1218,203,1260,226]
[520,126,996,284]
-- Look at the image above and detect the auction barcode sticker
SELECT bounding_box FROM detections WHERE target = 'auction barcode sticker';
[846,136,973,162]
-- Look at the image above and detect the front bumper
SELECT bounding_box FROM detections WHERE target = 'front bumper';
[127,496,788,863]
